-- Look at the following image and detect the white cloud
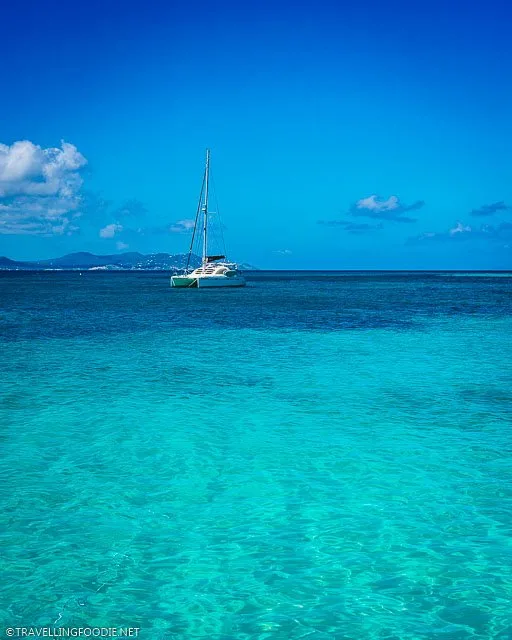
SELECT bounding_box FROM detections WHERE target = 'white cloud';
[449,222,472,235]
[99,223,123,238]
[0,140,86,197]
[356,195,399,212]
[408,221,512,245]
[116,241,129,250]
[0,140,87,235]
[169,219,195,233]
[351,195,424,223]
[273,248,292,255]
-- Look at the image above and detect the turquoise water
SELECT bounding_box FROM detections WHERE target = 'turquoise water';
[1,271,512,639]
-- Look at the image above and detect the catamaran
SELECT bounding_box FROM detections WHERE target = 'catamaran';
[171,149,246,288]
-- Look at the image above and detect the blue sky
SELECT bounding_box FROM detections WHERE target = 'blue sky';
[1,0,511,268]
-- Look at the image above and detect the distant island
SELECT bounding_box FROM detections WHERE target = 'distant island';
[0,252,257,272]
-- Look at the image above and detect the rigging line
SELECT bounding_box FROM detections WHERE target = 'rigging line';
[210,169,228,259]
[186,170,207,271]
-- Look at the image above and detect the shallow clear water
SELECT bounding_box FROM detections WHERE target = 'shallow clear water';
[1,271,512,639]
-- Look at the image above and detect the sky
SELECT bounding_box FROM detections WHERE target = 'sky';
[0,0,511,269]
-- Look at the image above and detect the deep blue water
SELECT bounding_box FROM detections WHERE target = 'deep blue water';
[1,271,511,639]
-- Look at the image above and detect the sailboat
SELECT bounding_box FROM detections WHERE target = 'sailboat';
[170,149,246,288]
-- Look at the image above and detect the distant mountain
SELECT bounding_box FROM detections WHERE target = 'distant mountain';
[0,256,34,269]
[35,251,150,268]
[0,252,258,271]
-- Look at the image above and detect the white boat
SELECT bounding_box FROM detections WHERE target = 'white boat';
[171,150,246,289]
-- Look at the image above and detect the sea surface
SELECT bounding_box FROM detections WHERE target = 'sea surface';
[1,271,511,640]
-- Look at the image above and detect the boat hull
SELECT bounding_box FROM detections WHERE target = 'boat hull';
[170,276,198,288]
[171,275,246,288]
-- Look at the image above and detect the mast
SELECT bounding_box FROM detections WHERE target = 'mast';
[202,148,210,264]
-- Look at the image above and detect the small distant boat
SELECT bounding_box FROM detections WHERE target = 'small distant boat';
[171,149,246,288]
